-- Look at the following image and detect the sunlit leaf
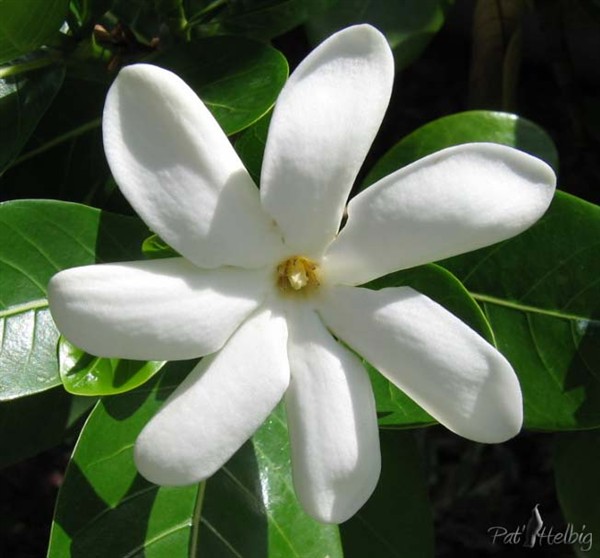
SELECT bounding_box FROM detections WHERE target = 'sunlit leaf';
[364,110,559,187]
[364,110,598,430]
[59,337,165,396]
[0,200,149,400]
[48,364,343,557]
[151,36,288,135]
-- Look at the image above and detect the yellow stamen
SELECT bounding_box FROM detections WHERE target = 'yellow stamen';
[276,256,320,294]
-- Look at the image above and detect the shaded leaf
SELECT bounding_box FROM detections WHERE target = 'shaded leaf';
[554,430,600,557]
[442,192,600,430]
[365,264,495,427]
[341,430,434,558]
[0,388,95,468]
[212,0,336,40]
[306,0,447,70]
[0,64,65,174]
[235,111,271,184]
[49,363,343,557]
[468,0,525,110]
[4,38,286,203]
[0,200,149,400]
[0,0,69,63]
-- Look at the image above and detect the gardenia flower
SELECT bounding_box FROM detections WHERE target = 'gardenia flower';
[48,24,556,523]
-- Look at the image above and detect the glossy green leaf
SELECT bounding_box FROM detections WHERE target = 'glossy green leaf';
[0,0,69,63]
[49,363,343,557]
[141,234,180,259]
[442,192,600,430]
[0,200,149,400]
[151,36,288,135]
[3,75,109,204]
[0,64,64,174]
[0,388,95,468]
[59,337,165,396]
[211,0,336,40]
[5,38,286,202]
[554,430,600,557]
[341,430,434,558]
[364,110,559,187]
[362,110,597,430]
[364,264,495,427]
[306,0,447,70]
[235,111,271,184]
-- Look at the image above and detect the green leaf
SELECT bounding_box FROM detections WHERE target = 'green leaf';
[49,363,343,557]
[341,430,434,558]
[0,64,64,174]
[0,387,95,468]
[442,192,600,430]
[59,337,165,396]
[4,38,286,202]
[364,110,559,187]
[212,0,336,40]
[151,35,288,135]
[306,0,447,70]
[0,200,150,400]
[554,430,600,557]
[2,74,110,205]
[141,234,180,259]
[68,0,113,33]
[362,110,596,430]
[0,0,69,63]
[235,111,271,184]
[364,264,495,427]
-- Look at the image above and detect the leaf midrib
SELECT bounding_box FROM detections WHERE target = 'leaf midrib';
[471,292,596,323]
[0,298,48,318]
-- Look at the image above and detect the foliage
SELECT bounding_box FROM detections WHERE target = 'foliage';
[0,0,598,557]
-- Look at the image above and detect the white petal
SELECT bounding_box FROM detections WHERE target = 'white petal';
[134,307,289,485]
[318,286,523,443]
[285,303,380,523]
[103,64,284,268]
[260,25,394,256]
[324,143,556,285]
[48,258,268,360]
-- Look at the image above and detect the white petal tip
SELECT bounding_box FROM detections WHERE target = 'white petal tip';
[133,434,208,487]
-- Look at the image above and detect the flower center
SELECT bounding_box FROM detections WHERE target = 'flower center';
[276,255,320,294]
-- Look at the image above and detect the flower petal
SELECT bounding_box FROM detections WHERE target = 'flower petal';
[285,303,380,523]
[134,307,289,485]
[48,258,268,360]
[318,286,523,443]
[324,143,556,285]
[103,64,284,268]
[260,25,394,256]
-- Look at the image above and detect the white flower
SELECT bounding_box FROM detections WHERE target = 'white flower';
[48,25,556,523]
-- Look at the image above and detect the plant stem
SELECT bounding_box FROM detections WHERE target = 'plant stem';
[0,55,61,80]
